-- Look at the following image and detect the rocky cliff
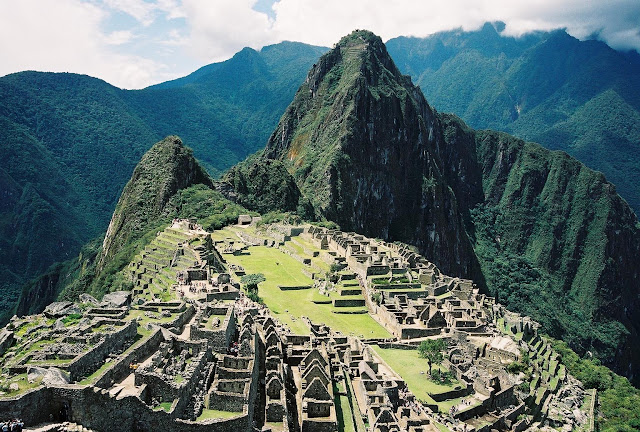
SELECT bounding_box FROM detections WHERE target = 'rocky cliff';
[262,30,478,278]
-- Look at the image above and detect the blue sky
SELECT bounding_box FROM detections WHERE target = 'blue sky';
[1,0,639,89]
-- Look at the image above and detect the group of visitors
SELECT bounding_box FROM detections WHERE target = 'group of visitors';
[0,419,23,432]
[398,389,423,415]
[227,341,240,356]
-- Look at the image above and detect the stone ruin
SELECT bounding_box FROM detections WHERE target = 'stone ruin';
[0,223,591,432]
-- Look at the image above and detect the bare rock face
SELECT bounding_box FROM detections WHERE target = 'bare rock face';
[27,366,70,386]
[79,293,99,305]
[43,301,80,318]
[100,291,131,308]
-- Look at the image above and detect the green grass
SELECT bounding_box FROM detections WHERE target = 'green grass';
[79,359,114,385]
[0,373,44,397]
[334,383,356,432]
[14,319,43,338]
[372,346,462,408]
[434,422,453,432]
[126,309,179,325]
[154,401,174,412]
[197,408,242,421]
[222,244,390,338]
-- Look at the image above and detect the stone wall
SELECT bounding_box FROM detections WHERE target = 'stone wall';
[278,285,313,291]
[68,320,138,381]
[136,340,212,408]
[95,329,164,389]
[0,330,14,357]
[190,308,236,353]
[333,299,365,307]
[157,304,195,333]
[428,384,473,402]
[301,419,338,432]
[0,384,253,432]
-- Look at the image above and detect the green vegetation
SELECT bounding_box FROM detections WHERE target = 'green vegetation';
[18,139,250,308]
[154,401,174,412]
[372,346,461,409]
[240,273,265,292]
[61,313,82,326]
[465,129,639,371]
[0,42,326,322]
[334,383,356,432]
[387,24,640,213]
[222,158,309,216]
[418,339,448,375]
[221,243,390,338]
[0,373,44,396]
[197,408,241,421]
[549,337,640,431]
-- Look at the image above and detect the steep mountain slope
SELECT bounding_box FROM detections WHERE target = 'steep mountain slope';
[438,114,640,380]
[260,31,478,278]
[0,42,325,318]
[99,136,212,267]
[387,23,640,214]
[231,30,640,383]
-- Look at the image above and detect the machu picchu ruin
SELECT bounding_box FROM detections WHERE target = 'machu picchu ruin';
[0,219,595,432]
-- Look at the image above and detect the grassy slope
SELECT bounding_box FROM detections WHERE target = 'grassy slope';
[372,346,461,409]
[214,231,390,338]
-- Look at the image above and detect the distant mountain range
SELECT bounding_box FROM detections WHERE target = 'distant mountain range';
[387,22,640,213]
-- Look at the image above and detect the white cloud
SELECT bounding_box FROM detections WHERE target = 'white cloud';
[174,0,639,69]
[0,0,175,89]
[104,29,136,45]
[180,0,277,62]
[1,0,638,89]
[267,0,640,52]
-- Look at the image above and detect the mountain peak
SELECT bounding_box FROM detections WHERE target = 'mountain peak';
[336,29,384,47]
[261,30,476,277]
[99,136,212,268]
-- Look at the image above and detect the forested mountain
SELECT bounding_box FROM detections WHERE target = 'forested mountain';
[0,42,326,320]
[387,22,640,214]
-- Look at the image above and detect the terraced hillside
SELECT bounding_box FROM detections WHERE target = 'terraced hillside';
[128,225,208,302]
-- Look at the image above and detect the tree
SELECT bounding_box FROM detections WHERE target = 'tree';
[240,273,265,293]
[418,339,448,375]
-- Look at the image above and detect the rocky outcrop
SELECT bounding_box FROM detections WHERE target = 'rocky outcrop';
[263,30,478,278]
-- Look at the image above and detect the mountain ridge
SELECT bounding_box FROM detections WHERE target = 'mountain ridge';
[386,24,640,214]
[0,42,325,319]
